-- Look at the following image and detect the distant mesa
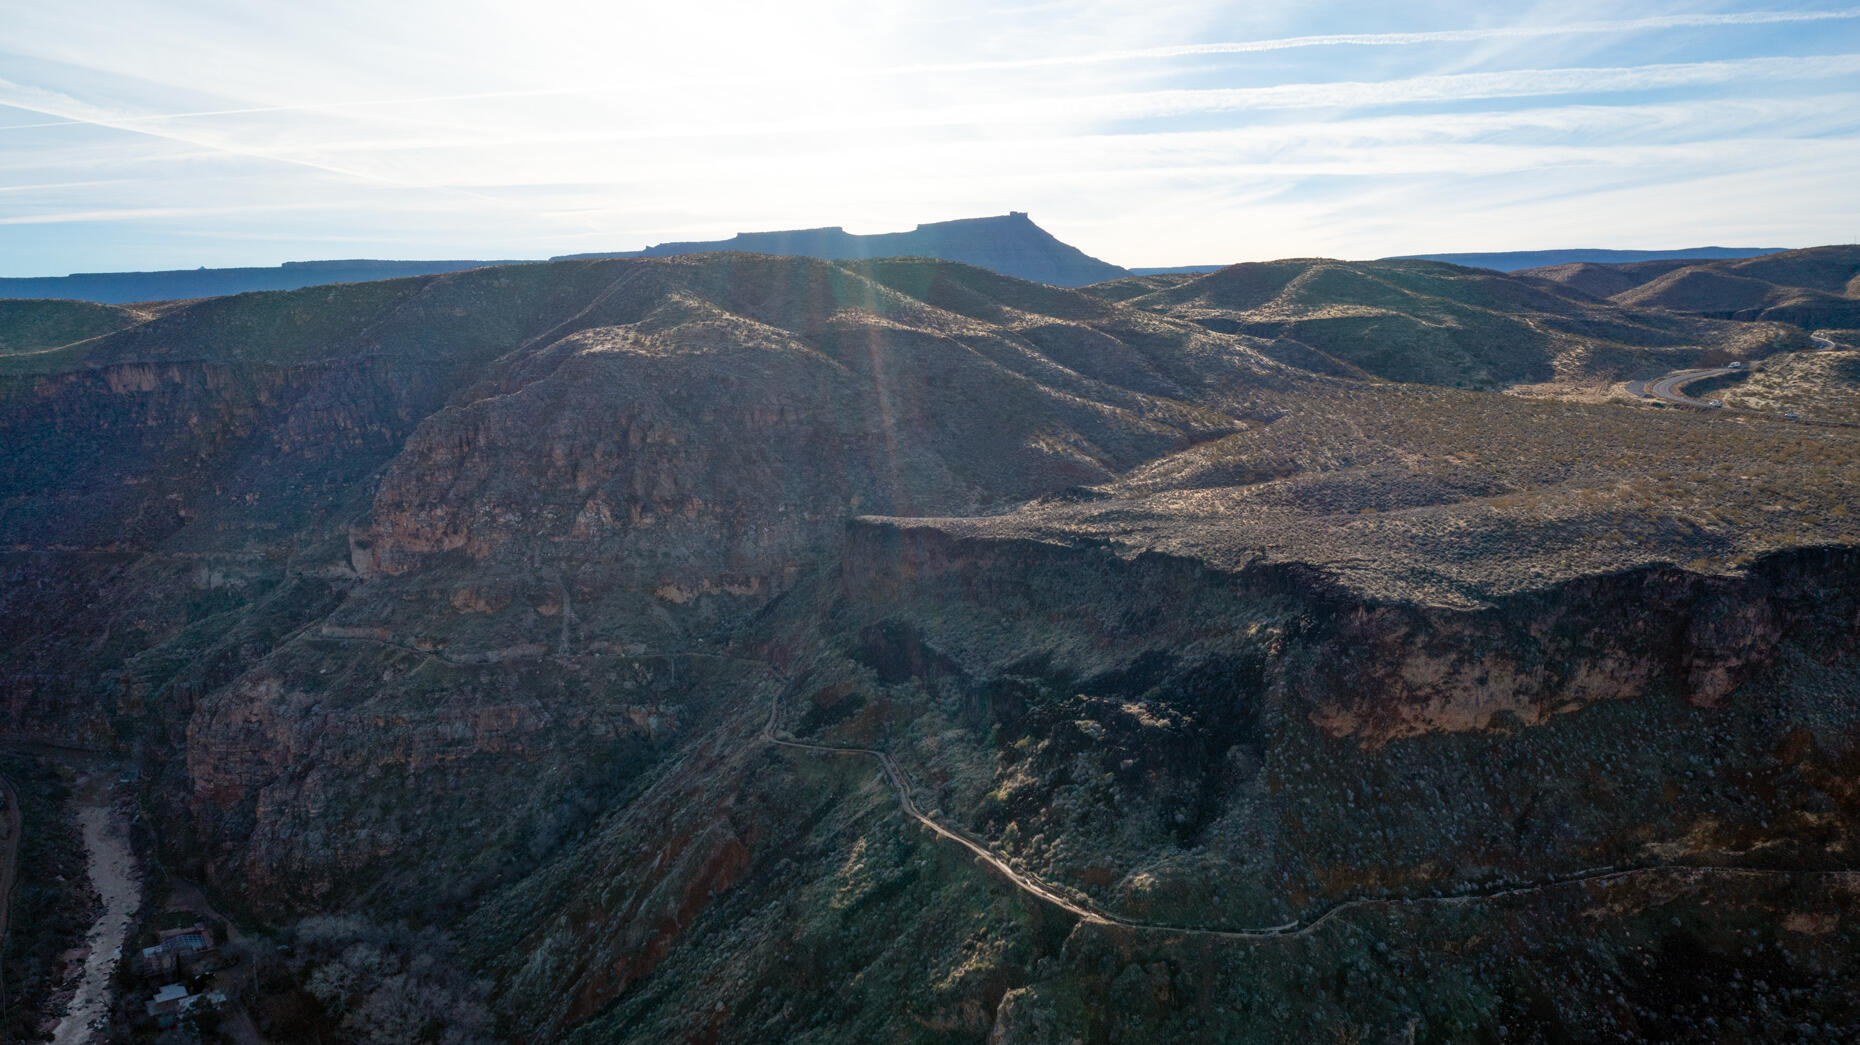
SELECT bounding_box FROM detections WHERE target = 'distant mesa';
[0,258,527,306]
[3,221,1833,309]
[1127,264,1227,277]
[0,213,1128,303]
[1384,246,1788,272]
[552,212,1129,288]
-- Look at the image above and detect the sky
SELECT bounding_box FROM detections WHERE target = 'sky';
[2,1,1858,275]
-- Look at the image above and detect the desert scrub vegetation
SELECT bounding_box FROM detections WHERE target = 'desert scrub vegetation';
[941,380,1860,605]
[0,299,142,357]
[254,915,495,1045]
[0,758,97,1044]
[1719,347,1860,424]
[1120,258,1799,389]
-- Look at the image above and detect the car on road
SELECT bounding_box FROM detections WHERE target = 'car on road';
[1707,400,1723,408]
[1785,412,1800,420]
[1728,361,1744,369]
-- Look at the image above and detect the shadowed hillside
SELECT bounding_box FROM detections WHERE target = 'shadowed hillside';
[1525,245,1860,329]
[5,250,1860,1044]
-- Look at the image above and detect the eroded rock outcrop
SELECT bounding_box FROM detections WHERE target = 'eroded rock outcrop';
[5,250,1860,1043]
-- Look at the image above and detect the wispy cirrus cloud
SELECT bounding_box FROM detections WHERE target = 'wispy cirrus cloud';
[6,8,1857,132]
[2,1,1857,273]
[896,7,1860,72]
[19,50,1837,165]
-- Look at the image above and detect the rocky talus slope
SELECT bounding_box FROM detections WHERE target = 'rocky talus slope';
[3,253,1859,1042]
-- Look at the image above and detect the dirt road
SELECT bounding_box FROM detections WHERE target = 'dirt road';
[761,686,1858,940]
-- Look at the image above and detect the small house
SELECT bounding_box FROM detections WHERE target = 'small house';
[138,923,215,976]
[146,984,226,1028]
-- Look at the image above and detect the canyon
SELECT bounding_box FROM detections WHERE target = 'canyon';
[3,246,1860,1042]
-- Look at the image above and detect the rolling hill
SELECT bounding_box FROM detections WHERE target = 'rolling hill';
[1109,257,1805,388]
[1522,245,1860,329]
[1386,245,1785,271]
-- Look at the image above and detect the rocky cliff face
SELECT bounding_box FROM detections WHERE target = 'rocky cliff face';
[4,252,1860,1043]
[824,526,1860,904]
[449,526,1860,1043]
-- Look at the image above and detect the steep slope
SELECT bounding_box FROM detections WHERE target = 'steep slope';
[0,252,1297,906]
[5,250,1860,1043]
[466,378,1860,1040]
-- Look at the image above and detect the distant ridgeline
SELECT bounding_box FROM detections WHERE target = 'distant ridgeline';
[2,220,1803,306]
[0,214,1131,302]
[0,259,529,305]
[1384,246,1788,273]
[554,212,1129,287]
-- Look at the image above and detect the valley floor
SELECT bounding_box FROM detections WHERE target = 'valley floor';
[49,774,140,1045]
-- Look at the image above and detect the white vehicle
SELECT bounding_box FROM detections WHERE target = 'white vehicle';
[1727,361,1744,369]
[1707,400,1724,408]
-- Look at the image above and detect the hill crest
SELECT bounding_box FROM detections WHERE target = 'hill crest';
[1385,246,1786,271]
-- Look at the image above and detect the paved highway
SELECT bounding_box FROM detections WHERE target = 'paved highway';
[1639,366,1739,408]
[1626,334,1853,426]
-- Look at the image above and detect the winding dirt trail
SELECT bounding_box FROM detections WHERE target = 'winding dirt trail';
[760,688,1857,940]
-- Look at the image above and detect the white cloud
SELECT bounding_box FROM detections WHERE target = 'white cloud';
[1,2,1857,272]
[889,7,1860,73]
